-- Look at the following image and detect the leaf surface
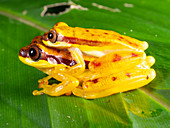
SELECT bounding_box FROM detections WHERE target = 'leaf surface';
[0,0,169,127]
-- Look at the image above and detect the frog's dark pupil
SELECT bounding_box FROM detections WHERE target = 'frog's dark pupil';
[48,33,53,39]
[29,48,37,57]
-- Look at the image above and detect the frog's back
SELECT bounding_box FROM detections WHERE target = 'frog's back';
[53,23,148,51]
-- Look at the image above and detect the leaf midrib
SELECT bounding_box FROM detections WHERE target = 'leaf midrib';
[0,10,48,32]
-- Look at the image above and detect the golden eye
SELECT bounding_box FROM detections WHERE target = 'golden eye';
[43,30,57,43]
[29,45,41,61]
[48,30,58,43]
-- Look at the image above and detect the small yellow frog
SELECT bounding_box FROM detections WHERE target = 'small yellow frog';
[19,23,156,99]
[42,22,148,56]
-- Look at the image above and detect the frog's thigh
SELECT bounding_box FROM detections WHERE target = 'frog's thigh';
[73,68,156,99]
[89,50,146,74]
[33,73,79,96]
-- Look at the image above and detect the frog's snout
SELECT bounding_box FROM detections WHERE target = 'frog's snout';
[19,48,28,58]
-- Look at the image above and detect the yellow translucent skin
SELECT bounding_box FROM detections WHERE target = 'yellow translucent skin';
[19,23,156,99]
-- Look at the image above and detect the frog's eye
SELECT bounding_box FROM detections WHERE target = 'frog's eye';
[29,46,41,61]
[47,30,58,43]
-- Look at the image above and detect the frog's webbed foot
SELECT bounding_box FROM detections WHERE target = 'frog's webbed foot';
[33,73,79,96]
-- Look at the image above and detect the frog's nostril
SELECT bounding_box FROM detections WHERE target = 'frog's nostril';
[19,48,27,57]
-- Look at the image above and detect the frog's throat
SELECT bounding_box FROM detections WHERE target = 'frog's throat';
[19,56,56,68]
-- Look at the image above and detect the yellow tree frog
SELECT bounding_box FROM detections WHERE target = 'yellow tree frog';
[42,22,148,56]
[19,24,156,99]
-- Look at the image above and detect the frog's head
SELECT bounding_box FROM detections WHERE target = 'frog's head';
[19,35,75,69]
[42,22,72,48]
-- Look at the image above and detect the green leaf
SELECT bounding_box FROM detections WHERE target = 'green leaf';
[0,0,169,127]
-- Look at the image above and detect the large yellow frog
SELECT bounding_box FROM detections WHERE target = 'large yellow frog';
[19,23,156,99]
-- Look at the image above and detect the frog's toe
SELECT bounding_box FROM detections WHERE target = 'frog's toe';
[38,76,52,83]
[146,56,155,67]
[32,90,44,95]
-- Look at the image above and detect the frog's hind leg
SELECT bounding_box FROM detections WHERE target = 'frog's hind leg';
[73,54,156,99]
[88,50,146,74]
[73,56,156,99]
[73,68,156,99]
[33,73,79,96]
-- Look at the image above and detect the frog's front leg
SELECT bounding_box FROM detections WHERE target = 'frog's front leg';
[67,47,85,75]
[38,76,52,84]
[33,72,79,96]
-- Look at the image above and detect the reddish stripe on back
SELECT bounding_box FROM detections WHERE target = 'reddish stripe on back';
[61,36,110,46]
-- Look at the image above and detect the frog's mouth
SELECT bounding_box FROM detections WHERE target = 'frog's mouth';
[19,45,77,68]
